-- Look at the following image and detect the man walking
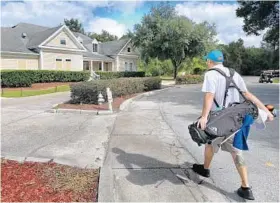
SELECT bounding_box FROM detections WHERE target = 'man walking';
[194,50,274,200]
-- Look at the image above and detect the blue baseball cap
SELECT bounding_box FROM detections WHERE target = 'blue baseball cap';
[203,50,224,62]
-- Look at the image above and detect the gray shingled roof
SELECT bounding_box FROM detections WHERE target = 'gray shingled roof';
[0,23,49,53]
[1,23,134,60]
[28,25,62,48]
[99,38,130,55]
[73,32,127,61]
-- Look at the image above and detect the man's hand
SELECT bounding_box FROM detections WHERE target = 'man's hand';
[267,112,274,121]
[197,116,208,130]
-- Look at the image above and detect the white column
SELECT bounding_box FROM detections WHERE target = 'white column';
[116,56,119,71]
[101,61,104,71]
[112,62,115,71]
[39,49,43,70]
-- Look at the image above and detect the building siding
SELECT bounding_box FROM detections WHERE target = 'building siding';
[118,56,138,71]
[120,41,139,56]
[42,51,83,71]
[0,55,39,70]
[46,30,80,50]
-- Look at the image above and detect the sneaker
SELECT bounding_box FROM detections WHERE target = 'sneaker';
[237,186,255,200]
[192,164,210,177]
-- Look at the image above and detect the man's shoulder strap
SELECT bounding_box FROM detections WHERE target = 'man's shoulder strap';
[207,67,235,79]
[207,67,236,108]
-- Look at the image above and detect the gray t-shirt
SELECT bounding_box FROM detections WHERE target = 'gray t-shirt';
[202,64,248,111]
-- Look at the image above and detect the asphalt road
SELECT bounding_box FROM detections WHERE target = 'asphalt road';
[141,77,279,202]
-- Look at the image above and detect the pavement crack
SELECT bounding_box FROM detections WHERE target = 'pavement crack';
[2,111,45,127]
[25,114,93,157]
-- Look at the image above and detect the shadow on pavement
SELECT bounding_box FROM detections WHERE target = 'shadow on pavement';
[112,148,245,202]
[183,161,245,202]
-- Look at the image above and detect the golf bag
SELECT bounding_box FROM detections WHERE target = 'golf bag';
[188,68,259,146]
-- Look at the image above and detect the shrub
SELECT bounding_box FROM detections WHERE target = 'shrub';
[1,70,90,87]
[176,75,204,85]
[142,77,162,91]
[96,71,145,79]
[70,77,161,104]
[193,67,206,75]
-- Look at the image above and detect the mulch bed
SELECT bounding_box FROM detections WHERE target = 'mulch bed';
[57,94,139,111]
[1,159,99,202]
[2,82,79,91]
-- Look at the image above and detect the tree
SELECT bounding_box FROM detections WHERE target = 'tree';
[88,30,118,42]
[218,39,274,76]
[120,30,135,40]
[236,1,279,48]
[220,39,246,73]
[132,3,216,78]
[64,18,85,34]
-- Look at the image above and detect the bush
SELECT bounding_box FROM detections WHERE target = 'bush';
[1,70,90,87]
[176,75,204,85]
[70,77,161,104]
[142,77,162,91]
[192,67,206,75]
[96,71,145,79]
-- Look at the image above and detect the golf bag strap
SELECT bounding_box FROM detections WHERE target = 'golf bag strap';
[207,68,235,108]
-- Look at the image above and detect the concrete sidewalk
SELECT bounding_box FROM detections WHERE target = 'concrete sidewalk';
[98,91,230,202]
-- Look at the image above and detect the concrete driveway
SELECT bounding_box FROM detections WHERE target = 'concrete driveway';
[137,77,279,202]
[1,92,116,168]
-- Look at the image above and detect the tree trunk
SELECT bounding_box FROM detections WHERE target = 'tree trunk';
[171,59,178,79]
[173,66,178,79]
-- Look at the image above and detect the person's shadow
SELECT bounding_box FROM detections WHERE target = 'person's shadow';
[112,147,245,202]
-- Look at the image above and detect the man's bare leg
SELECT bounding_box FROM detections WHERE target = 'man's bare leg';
[231,151,249,187]
[204,144,214,169]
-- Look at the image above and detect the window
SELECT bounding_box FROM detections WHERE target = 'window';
[56,59,62,61]
[125,62,128,71]
[127,47,131,52]
[99,63,102,70]
[60,39,66,45]
[93,44,98,52]
[66,59,71,62]
[129,63,133,71]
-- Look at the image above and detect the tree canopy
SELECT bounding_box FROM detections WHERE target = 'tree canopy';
[132,3,217,78]
[88,30,118,42]
[236,1,279,48]
[64,18,85,34]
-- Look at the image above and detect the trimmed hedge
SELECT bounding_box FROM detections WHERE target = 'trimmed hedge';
[1,70,90,87]
[96,71,145,79]
[70,77,161,104]
[176,75,204,85]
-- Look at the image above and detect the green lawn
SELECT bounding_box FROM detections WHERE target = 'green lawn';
[160,76,174,81]
[273,78,279,83]
[1,85,70,98]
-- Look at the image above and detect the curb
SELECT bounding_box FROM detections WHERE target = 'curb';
[46,108,113,115]
[2,155,52,163]
[119,87,174,111]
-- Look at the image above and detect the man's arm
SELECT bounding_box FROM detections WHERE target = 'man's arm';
[198,92,215,130]
[243,91,274,121]
[201,92,215,118]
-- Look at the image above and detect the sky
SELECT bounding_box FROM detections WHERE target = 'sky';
[1,0,265,47]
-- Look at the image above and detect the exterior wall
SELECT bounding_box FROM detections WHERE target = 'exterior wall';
[104,62,112,71]
[42,50,83,71]
[118,56,138,71]
[0,54,39,70]
[120,41,139,56]
[46,30,80,50]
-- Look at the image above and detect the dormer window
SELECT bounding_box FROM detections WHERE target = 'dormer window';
[60,39,66,45]
[93,44,98,52]
[92,39,98,52]
[127,47,131,52]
